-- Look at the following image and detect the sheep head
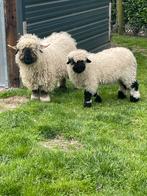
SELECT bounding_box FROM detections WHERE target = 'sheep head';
[15,34,49,65]
[67,49,91,74]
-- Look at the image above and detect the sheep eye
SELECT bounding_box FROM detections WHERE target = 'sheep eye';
[67,58,74,65]
[77,60,84,63]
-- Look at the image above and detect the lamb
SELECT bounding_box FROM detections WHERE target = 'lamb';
[15,32,77,101]
[67,48,140,107]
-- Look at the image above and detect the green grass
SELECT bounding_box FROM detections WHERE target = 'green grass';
[0,35,147,195]
[0,88,30,99]
[112,34,147,49]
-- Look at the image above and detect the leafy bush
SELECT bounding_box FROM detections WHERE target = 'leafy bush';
[124,0,147,34]
[112,0,147,35]
[111,0,117,26]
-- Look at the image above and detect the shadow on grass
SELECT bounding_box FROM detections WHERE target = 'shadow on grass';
[39,125,60,139]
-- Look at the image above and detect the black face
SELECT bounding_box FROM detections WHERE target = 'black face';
[67,58,91,74]
[20,48,37,65]
[72,60,86,73]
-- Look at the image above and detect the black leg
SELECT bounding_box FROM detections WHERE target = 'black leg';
[118,90,126,99]
[31,89,40,100]
[59,78,67,90]
[131,81,139,91]
[32,89,39,95]
[130,96,140,102]
[94,93,102,103]
[40,90,50,102]
[40,90,48,96]
[119,81,127,90]
[84,90,92,107]
[130,81,140,102]
[118,81,127,99]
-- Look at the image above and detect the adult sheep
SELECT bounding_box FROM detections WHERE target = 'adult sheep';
[67,48,140,107]
[15,32,77,102]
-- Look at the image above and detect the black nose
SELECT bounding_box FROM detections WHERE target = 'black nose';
[73,61,86,73]
[23,48,36,65]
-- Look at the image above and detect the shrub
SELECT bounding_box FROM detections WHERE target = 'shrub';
[111,0,147,35]
[124,0,147,35]
[111,0,117,26]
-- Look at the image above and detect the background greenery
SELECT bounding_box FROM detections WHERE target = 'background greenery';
[112,0,147,35]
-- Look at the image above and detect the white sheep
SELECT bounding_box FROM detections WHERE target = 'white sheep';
[67,48,140,107]
[15,32,77,102]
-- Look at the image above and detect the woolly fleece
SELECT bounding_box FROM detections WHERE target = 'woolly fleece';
[16,32,77,92]
[67,47,138,94]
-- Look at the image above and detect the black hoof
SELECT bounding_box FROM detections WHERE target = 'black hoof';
[84,102,92,108]
[95,95,102,103]
[130,96,140,102]
[118,90,126,99]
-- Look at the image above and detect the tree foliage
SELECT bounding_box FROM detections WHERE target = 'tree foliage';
[124,0,147,34]
[112,0,147,35]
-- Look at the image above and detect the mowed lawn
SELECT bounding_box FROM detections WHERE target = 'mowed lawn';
[0,35,147,195]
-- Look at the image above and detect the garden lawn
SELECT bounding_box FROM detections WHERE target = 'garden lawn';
[0,35,147,195]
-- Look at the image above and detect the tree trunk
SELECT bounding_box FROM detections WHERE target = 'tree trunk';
[117,0,125,35]
[5,0,20,87]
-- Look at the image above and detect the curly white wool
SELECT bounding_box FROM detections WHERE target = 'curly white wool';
[15,32,77,92]
[67,47,140,101]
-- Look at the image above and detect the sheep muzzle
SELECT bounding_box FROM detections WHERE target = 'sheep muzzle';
[20,48,37,65]
[73,60,86,74]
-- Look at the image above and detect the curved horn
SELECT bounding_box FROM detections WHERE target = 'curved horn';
[8,44,17,51]
[40,43,50,49]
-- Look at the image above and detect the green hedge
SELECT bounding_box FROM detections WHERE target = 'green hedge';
[124,0,147,34]
[112,0,147,34]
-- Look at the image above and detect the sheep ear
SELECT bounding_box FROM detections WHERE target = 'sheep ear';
[86,58,91,63]
[40,43,50,49]
[8,44,17,51]
[67,58,74,65]
[67,58,71,64]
